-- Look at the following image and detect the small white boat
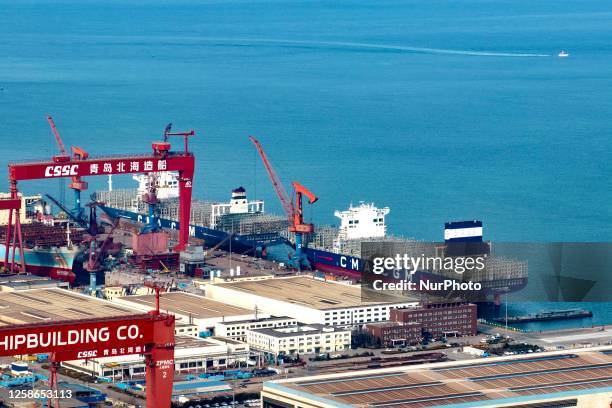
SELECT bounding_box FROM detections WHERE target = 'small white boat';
[558,50,569,58]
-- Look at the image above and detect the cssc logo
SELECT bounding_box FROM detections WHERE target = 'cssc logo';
[44,164,78,177]
[77,350,98,358]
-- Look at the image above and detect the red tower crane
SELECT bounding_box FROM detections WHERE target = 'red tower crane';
[46,115,69,161]
[249,136,318,270]
[46,115,89,220]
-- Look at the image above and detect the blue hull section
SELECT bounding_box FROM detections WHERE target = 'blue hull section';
[98,206,282,253]
[304,247,362,278]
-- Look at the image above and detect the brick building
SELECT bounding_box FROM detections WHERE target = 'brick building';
[390,302,477,338]
[364,322,422,347]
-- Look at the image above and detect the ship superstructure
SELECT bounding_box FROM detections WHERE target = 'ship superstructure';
[333,202,390,251]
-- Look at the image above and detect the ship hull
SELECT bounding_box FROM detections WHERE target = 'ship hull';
[98,206,283,254]
[305,247,527,296]
[305,248,362,278]
[0,245,80,284]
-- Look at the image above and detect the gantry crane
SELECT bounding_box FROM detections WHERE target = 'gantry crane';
[249,136,318,270]
[0,308,176,408]
[2,119,196,274]
[140,123,195,234]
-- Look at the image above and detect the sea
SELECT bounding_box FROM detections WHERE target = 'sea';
[1,0,611,330]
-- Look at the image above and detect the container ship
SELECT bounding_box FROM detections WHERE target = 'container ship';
[0,195,85,284]
[307,204,528,300]
[95,172,288,255]
[96,174,527,301]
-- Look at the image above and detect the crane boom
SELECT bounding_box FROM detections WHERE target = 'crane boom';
[249,136,294,221]
[249,136,318,271]
[46,115,68,158]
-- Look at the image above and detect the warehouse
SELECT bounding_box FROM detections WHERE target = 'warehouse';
[262,346,612,408]
[0,288,138,326]
[64,335,250,379]
[205,277,416,326]
[0,288,201,340]
[113,291,259,334]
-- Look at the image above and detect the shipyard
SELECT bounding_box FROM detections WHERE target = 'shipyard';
[1,1,611,406]
[0,121,606,408]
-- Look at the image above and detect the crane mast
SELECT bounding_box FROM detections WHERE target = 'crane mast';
[248,136,294,220]
[46,115,89,221]
[46,115,69,159]
[249,136,318,271]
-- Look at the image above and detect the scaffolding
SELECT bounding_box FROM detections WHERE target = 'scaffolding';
[95,189,141,212]
[95,190,217,227]
[215,213,287,235]
[95,190,288,238]
[308,225,338,250]
[0,223,85,248]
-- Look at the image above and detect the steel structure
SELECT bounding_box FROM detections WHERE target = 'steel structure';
[3,132,196,273]
[249,136,318,270]
[46,115,90,221]
[0,311,175,407]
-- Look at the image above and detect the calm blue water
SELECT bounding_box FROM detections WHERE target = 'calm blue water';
[1,0,611,327]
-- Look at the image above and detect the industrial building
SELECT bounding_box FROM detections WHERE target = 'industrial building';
[262,346,612,408]
[0,288,138,326]
[64,335,250,380]
[0,287,197,338]
[391,302,478,338]
[364,321,423,347]
[247,324,351,358]
[205,276,417,326]
[0,275,69,292]
[215,316,299,342]
[113,291,259,334]
[0,193,43,225]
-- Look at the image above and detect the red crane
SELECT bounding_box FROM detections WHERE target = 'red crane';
[46,115,69,161]
[0,312,176,408]
[249,136,318,270]
[2,123,196,274]
[46,115,89,220]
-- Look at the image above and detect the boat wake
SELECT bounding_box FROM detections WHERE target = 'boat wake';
[203,37,552,58]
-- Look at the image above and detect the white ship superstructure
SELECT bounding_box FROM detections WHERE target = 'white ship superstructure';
[210,187,264,229]
[333,202,390,252]
[133,171,180,200]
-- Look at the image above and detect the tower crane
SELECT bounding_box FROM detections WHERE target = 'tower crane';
[46,115,89,222]
[249,136,318,270]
